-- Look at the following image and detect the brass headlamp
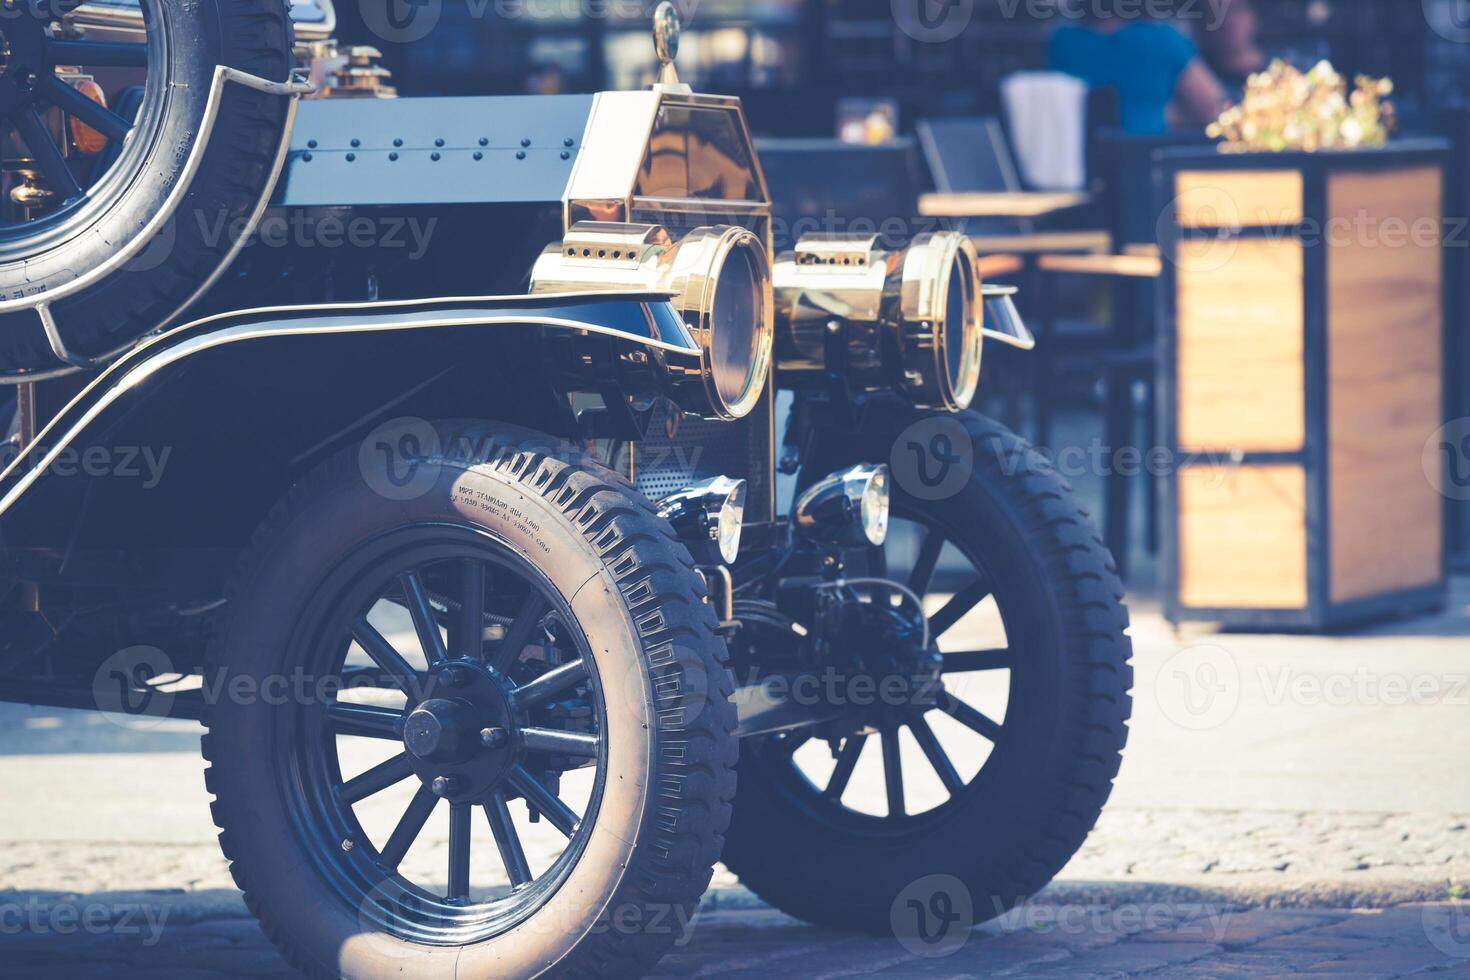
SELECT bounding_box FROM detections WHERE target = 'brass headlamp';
[773,230,983,412]
[532,221,774,422]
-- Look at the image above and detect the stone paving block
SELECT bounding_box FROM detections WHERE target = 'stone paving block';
[1295,944,1465,975]
[1126,907,1302,947]
[1040,938,1220,974]
[1251,929,1386,955]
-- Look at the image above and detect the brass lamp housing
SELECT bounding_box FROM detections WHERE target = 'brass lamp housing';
[531,220,774,422]
[773,230,983,412]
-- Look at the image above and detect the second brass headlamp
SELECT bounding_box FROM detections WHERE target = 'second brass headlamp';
[772,230,983,412]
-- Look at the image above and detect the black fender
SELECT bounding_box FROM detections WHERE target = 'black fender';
[0,291,698,581]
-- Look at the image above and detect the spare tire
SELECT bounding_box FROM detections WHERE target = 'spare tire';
[0,0,294,374]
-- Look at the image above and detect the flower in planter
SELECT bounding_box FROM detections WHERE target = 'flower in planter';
[1208,60,1395,153]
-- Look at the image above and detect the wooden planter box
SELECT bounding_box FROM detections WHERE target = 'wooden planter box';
[1156,141,1450,630]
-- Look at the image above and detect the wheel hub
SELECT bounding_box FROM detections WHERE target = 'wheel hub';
[403,698,477,763]
[402,660,518,804]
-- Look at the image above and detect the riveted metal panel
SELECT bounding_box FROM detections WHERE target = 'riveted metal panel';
[275,96,595,207]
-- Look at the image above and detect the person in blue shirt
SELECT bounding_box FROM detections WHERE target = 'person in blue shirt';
[1048,1,1228,135]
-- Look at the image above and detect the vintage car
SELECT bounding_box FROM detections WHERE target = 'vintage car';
[0,2,1132,976]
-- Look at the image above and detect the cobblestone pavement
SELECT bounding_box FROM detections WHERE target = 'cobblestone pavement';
[2,898,1470,978]
[2,582,1468,976]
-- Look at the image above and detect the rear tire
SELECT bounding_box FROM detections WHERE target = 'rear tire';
[0,0,293,372]
[723,403,1132,933]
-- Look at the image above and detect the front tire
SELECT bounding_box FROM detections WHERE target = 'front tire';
[202,421,736,978]
[722,404,1132,932]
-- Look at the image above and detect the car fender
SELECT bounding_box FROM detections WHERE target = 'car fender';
[0,291,697,531]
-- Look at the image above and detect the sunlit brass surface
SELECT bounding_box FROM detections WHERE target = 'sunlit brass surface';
[532,221,773,422]
[773,231,983,411]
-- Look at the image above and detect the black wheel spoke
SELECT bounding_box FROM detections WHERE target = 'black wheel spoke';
[929,577,993,639]
[508,764,580,838]
[379,785,438,871]
[447,803,472,901]
[484,791,532,889]
[512,658,588,711]
[351,617,421,694]
[909,528,946,596]
[491,593,548,672]
[520,727,600,758]
[48,39,151,68]
[942,648,1013,673]
[458,560,486,661]
[910,717,965,794]
[824,735,866,800]
[881,727,905,818]
[39,76,133,142]
[13,108,81,200]
[328,702,404,740]
[939,690,1004,742]
[400,571,448,665]
[339,752,415,804]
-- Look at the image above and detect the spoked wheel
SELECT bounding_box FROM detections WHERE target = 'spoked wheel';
[293,536,609,937]
[205,422,736,978]
[0,0,292,373]
[723,404,1132,933]
[754,508,1017,826]
[0,12,151,229]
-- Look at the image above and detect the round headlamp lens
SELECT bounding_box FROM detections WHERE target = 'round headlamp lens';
[860,466,891,547]
[712,241,765,410]
[941,250,982,410]
[715,480,747,564]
